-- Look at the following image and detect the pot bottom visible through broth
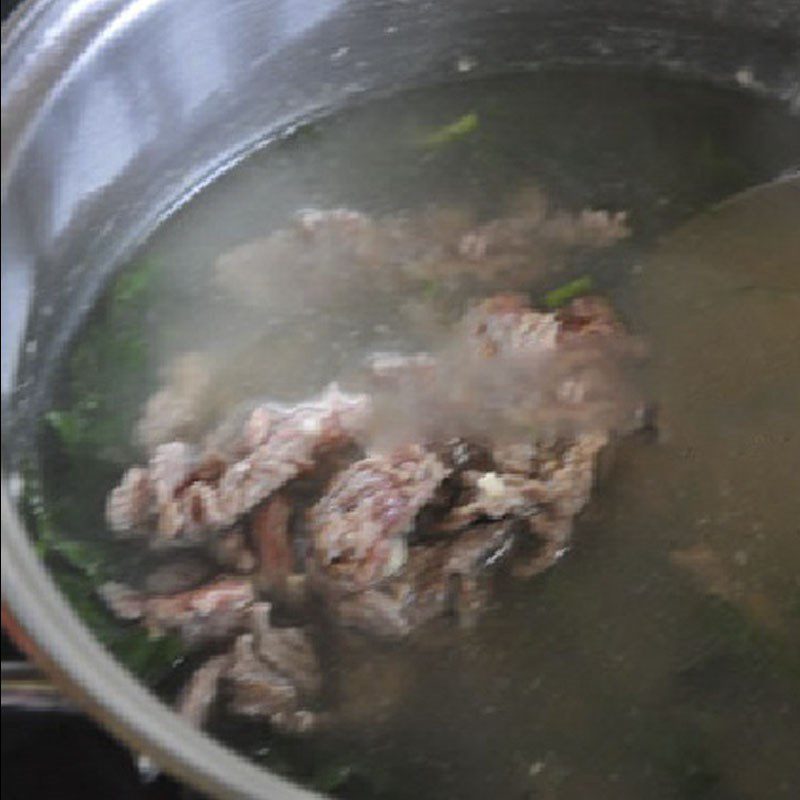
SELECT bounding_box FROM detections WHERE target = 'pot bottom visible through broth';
[34,71,800,799]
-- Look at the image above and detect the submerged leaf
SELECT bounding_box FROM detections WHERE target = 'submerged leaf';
[312,763,355,793]
[543,275,594,309]
[21,467,185,684]
[421,112,479,147]
[111,257,155,307]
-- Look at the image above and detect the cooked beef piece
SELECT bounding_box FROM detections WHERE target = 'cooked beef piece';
[207,526,257,574]
[224,603,323,733]
[332,545,450,639]
[250,603,321,697]
[251,495,295,598]
[106,467,152,534]
[440,430,609,584]
[161,480,228,540]
[512,515,574,578]
[142,554,215,594]
[543,431,608,518]
[149,442,197,505]
[449,432,607,524]
[332,520,517,638]
[441,471,552,530]
[216,385,371,525]
[459,293,562,360]
[136,352,215,451]
[226,633,300,717]
[364,352,439,389]
[106,384,371,542]
[214,195,629,316]
[176,654,232,728]
[99,576,254,649]
[364,292,643,455]
[308,445,449,591]
[462,294,644,433]
[444,522,518,623]
[107,263,648,745]
[459,201,628,263]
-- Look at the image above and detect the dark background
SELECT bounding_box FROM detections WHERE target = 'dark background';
[2,640,190,798]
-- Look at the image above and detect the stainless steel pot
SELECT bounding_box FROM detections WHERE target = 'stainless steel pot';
[2,1,799,796]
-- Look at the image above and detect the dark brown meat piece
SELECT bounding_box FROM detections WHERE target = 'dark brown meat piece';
[99,576,254,649]
[332,545,450,639]
[250,602,321,697]
[441,470,552,530]
[441,431,608,582]
[226,633,300,717]
[225,603,322,733]
[176,654,232,728]
[333,521,516,638]
[308,446,449,591]
[142,555,214,594]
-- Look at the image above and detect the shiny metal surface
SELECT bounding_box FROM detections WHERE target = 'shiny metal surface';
[2,1,798,796]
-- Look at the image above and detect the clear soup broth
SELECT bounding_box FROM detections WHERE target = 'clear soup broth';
[33,71,800,799]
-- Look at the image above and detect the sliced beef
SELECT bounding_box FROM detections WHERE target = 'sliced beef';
[441,471,552,530]
[176,654,232,729]
[105,384,371,542]
[207,526,257,575]
[308,445,449,591]
[103,271,648,741]
[250,495,295,596]
[99,576,254,649]
[333,520,517,638]
[249,602,321,697]
[459,293,562,360]
[224,603,323,733]
[226,633,299,717]
[106,467,152,534]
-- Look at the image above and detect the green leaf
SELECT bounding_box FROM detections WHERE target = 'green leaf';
[312,763,354,793]
[111,629,185,684]
[45,259,158,461]
[421,112,479,147]
[21,467,185,685]
[111,258,155,307]
[543,275,594,309]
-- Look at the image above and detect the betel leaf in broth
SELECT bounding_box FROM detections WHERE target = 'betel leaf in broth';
[46,257,156,464]
[21,467,186,685]
[31,257,185,685]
